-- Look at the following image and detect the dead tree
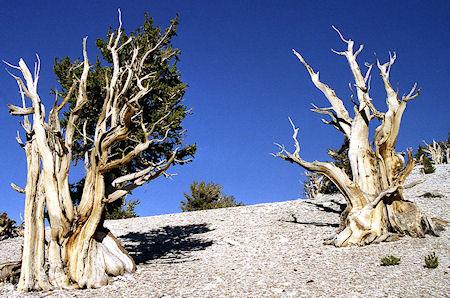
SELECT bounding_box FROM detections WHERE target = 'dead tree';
[423,140,447,164]
[303,172,324,199]
[5,12,190,291]
[274,27,442,247]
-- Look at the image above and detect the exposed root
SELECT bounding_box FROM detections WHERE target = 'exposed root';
[66,227,136,289]
[325,194,441,247]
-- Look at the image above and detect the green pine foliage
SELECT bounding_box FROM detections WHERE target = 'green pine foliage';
[414,144,426,160]
[53,13,196,216]
[0,212,21,240]
[422,156,435,174]
[104,198,140,220]
[181,181,244,212]
[380,255,401,266]
[424,252,439,269]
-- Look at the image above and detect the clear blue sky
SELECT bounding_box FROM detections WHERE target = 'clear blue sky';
[0,1,449,221]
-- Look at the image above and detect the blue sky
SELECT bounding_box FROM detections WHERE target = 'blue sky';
[0,1,449,221]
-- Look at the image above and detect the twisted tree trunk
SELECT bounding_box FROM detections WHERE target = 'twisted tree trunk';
[4,12,181,291]
[275,27,442,247]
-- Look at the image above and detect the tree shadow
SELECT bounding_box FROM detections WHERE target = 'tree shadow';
[280,214,339,228]
[280,219,339,228]
[305,199,346,214]
[120,223,214,265]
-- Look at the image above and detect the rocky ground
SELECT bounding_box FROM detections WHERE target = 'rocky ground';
[0,165,449,297]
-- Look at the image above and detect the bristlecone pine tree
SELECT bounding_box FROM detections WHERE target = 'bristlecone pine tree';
[4,11,194,291]
[181,181,243,211]
[274,27,442,247]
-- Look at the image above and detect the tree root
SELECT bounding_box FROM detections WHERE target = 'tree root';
[324,198,442,247]
[66,228,136,289]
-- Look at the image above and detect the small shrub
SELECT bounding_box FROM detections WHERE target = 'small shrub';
[104,198,140,220]
[422,156,435,174]
[424,252,439,269]
[181,181,243,211]
[0,212,22,240]
[380,255,401,266]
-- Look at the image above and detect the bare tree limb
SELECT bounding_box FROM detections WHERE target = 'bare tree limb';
[11,182,25,193]
[292,49,352,137]
[8,104,34,116]
[273,118,366,208]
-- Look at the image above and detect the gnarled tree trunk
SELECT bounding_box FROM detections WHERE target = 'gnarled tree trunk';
[275,27,442,247]
[4,12,182,291]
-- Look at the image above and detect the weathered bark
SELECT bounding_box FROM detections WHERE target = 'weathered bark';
[275,28,442,247]
[17,141,50,291]
[4,11,179,291]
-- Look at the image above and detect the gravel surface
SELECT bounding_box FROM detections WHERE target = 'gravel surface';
[1,165,449,297]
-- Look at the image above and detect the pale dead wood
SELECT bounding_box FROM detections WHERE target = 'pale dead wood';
[423,140,447,164]
[275,27,441,247]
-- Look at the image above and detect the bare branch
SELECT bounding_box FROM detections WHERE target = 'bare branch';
[10,183,25,194]
[140,21,176,70]
[55,82,76,113]
[310,104,351,132]
[330,26,375,123]
[292,49,352,137]
[364,62,373,83]
[332,25,349,43]
[402,83,420,102]
[15,131,25,148]
[106,150,178,203]
[366,185,400,209]
[64,37,90,149]
[377,53,398,108]
[274,119,365,208]
[8,104,34,116]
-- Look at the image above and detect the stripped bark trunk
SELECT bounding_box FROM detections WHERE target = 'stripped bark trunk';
[17,140,50,291]
[275,28,442,246]
[65,163,135,288]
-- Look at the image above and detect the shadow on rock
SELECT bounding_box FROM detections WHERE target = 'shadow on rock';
[280,219,339,228]
[280,214,339,228]
[305,200,346,214]
[120,223,214,265]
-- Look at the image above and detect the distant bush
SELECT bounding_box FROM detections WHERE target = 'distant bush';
[104,198,140,220]
[181,181,243,212]
[380,255,400,266]
[422,156,435,174]
[424,252,439,269]
[0,212,22,240]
